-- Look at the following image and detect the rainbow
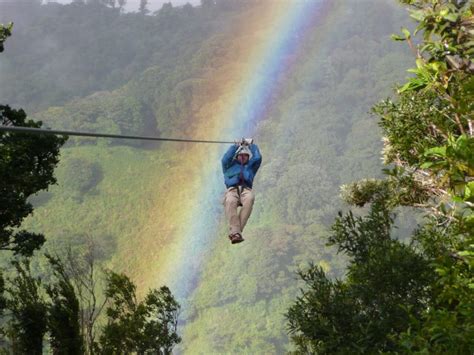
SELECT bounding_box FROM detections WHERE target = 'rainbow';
[123,0,330,305]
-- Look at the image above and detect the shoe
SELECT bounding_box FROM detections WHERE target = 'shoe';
[229,233,244,244]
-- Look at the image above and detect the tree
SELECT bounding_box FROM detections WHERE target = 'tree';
[61,235,108,354]
[99,271,181,354]
[0,22,12,52]
[0,271,6,325]
[3,256,88,354]
[5,260,48,354]
[55,234,180,354]
[286,198,433,353]
[0,106,67,256]
[0,21,71,353]
[377,1,474,351]
[117,0,126,11]
[46,254,83,355]
[200,0,215,9]
[288,0,473,353]
[139,0,149,14]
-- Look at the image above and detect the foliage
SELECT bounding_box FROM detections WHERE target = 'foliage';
[0,106,66,256]
[99,271,181,354]
[289,0,473,353]
[400,222,474,353]
[0,0,234,113]
[5,259,48,354]
[287,199,433,354]
[61,158,103,200]
[3,0,416,352]
[380,1,474,351]
[376,0,473,198]
[1,255,83,353]
[139,0,149,15]
[0,22,12,52]
[59,235,111,354]
[45,254,83,355]
[1,248,180,354]
[0,271,6,339]
[340,172,431,208]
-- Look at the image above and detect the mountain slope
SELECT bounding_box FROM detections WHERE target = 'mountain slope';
[11,0,414,352]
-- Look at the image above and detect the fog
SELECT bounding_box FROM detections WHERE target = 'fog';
[0,0,199,13]
[0,0,209,114]
[50,0,198,12]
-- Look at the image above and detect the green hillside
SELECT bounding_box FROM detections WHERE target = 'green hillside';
[2,0,415,352]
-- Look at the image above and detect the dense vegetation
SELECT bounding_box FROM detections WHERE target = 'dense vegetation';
[287,0,473,353]
[0,17,180,354]
[3,0,469,353]
[0,0,234,114]
[0,105,66,256]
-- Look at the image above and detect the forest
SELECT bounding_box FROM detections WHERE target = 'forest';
[0,0,472,353]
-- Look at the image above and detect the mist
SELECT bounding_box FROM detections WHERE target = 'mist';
[43,0,198,12]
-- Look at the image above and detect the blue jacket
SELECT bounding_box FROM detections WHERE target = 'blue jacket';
[221,144,262,188]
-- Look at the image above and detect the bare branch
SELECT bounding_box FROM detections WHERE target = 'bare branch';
[454,113,466,135]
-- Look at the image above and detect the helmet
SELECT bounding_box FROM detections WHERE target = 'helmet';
[236,145,252,160]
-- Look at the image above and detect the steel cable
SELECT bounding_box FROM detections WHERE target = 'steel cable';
[0,125,235,144]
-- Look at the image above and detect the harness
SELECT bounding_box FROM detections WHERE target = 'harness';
[229,162,251,207]
[227,185,251,207]
[225,159,252,206]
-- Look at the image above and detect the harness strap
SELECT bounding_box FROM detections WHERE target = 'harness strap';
[227,186,251,207]
[227,186,251,193]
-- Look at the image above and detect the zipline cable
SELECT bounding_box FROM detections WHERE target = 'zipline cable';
[0,125,235,144]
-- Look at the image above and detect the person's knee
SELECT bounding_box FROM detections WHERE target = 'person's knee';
[224,191,239,204]
[224,196,240,209]
[227,201,240,210]
[242,192,255,207]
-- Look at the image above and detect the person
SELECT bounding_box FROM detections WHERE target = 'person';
[221,138,262,244]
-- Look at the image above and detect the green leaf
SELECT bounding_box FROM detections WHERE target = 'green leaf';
[452,195,464,203]
[402,27,411,40]
[391,34,406,41]
[409,9,425,22]
[424,146,447,156]
[442,13,458,22]
[465,182,474,201]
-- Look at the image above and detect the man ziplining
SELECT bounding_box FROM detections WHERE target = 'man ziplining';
[221,138,262,244]
[0,125,263,245]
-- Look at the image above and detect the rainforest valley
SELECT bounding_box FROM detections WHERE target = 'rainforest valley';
[1,0,472,353]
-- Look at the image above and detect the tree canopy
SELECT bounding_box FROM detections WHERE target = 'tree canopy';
[0,13,180,353]
[0,22,12,52]
[4,0,468,352]
[0,106,67,256]
[287,1,474,353]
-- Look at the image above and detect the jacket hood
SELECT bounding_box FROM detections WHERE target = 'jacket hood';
[235,145,253,160]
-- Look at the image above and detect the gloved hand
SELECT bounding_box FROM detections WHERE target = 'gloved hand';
[235,145,244,155]
[234,137,253,146]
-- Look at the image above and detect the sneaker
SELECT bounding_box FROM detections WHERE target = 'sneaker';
[230,233,244,244]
